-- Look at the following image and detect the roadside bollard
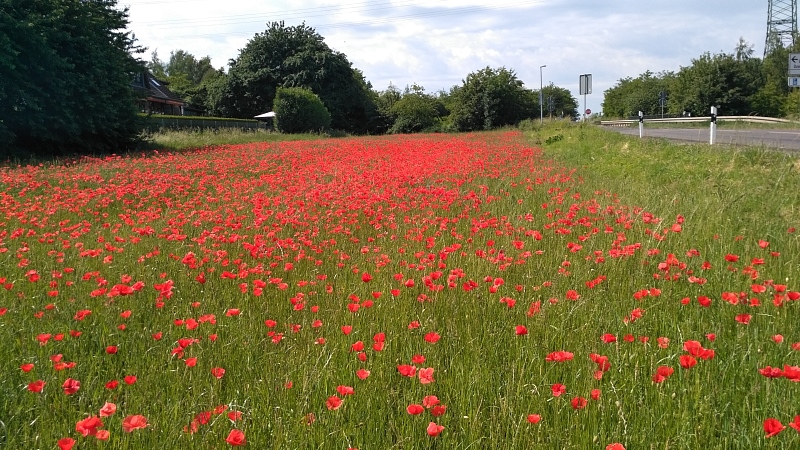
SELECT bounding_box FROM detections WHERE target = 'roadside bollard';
[638,111,643,139]
[709,106,717,145]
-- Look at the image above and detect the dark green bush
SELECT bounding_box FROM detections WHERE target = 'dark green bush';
[273,87,331,133]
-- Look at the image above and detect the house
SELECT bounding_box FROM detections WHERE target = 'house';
[131,71,187,115]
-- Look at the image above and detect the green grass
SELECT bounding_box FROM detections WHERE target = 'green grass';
[0,128,799,449]
[138,127,342,153]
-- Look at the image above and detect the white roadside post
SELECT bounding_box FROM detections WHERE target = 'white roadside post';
[638,111,644,138]
[579,74,591,121]
[709,106,717,145]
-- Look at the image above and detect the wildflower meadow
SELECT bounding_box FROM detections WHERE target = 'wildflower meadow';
[1,129,799,449]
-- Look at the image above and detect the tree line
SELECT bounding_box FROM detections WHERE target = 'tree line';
[149,22,578,135]
[1,1,577,157]
[603,38,800,118]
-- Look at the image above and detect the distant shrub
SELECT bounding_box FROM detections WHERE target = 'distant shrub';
[273,87,331,133]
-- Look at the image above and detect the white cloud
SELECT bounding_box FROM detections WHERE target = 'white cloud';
[123,0,766,114]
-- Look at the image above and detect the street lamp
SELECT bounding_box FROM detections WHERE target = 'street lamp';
[539,65,546,124]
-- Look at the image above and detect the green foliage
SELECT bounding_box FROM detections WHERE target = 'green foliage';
[447,67,537,131]
[146,50,221,115]
[0,0,144,157]
[669,50,762,116]
[540,83,579,120]
[273,86,331,133]
[210,21,377,134]
[602,71,674,118]
[601,39,796,118]
[389,94,438,133]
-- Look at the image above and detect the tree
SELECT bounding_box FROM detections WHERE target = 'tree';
[0,0,144,157]
[211,21,377,133]
[669,49,762,116]
[147,49,219,114]
[388,85,439,133]
[273,87,331,133]
[447,67,537,131]
[539,83,579,120]
[602,71,673,118]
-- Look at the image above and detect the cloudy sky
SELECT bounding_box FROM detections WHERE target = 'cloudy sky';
[124,0,766,115]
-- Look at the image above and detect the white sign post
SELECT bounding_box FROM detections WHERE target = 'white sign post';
[638,111,644,138]
[709,106,717,145]
[579,74,592,121]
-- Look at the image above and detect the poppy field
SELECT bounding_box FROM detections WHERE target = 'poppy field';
[1,129,799,449]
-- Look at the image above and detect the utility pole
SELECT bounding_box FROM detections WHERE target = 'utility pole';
[539,65,546,124]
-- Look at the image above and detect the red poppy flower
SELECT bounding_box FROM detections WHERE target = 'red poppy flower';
[545,351,574,362]
[601,333,616,343]
[407,404,424,415]
[356,369,370,380]
[124,375,137,385]
[735,314,752,324]
[337,385,355,396]
[679,355,697,369]
[62,378,80,395]
[76,416,103,437]
[426,422,444,437]
[571,397,588,409]
[764,417,785,437]
[57,438,76,450]
[326,395,343,410]
[225,429,246,446]
[397,364,417,377]
[99,402,117,417]
[418,367,435,384]
[28,380,45,393]
[361,272,372,282]
[424,332,440,343]
[606,444,626,450]
[591,389,601,400]
[788,415,800,432]
[211,367,225,379]
[515,325,528,335]
[527,414,541,424]
[96,430,110,441]
[423,395,440,408]
[551,383,566,397]
[122,415,148,433]
[430,405,447,417]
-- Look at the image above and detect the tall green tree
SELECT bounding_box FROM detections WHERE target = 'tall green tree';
[539,83,579,120]
[147,49,219,114]
[669,49,762,116]
[387,85,443,134]
[447,67,537,131]
[602,71,673,118]
[210,21,377,133]
[0,0,143,157]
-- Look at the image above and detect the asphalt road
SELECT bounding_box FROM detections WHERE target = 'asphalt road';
[603,126,800,151]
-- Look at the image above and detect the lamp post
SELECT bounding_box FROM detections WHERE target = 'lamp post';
[539,65,546,124]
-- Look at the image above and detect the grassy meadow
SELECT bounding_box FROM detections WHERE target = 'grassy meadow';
[1,125,799,449]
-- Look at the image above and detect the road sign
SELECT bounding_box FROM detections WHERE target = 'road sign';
[579,74,592,95]
[789,53,800,75]
[585,109,591,115]
[790,77,800,87]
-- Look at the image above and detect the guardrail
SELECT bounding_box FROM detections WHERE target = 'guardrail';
[600,116,797,127]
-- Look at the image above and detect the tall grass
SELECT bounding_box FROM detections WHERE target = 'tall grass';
[0,128,798,449]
